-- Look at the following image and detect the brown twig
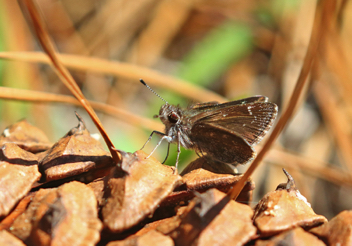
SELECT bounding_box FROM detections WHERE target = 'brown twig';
[316,6,352,171]
[0,51,226,103]
[0,86,163,132]
[265,147,352,187]
[21,0,121,166]
[227,0,327,200]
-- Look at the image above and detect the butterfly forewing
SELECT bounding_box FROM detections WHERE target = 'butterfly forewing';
[200,102,278,145]
[184,96,269,123]
[189,96,268,111]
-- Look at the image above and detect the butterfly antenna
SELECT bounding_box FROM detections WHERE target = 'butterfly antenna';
[140,79,168,104]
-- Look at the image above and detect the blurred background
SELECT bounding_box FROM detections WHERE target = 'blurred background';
[0,0,351,219]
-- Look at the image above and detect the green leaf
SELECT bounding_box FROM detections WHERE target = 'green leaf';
[178,21,253,86]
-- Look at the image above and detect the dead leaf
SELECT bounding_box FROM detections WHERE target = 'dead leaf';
[162,168,254,208]
[0,144,41,217]
[87,178,105,208]
[134,215,183,238]
[255,227,325,246]
[26,181,102,246]
[0,142,38,164]
[171,188,256,246]
[253,188,327,237]
[0,230,26,246]
[9,188,56,241]
[310,210,352,246]
[107,230,174,246]
[39,116,113,182]
[0,192,35,231]
[102,150,182,233]
[0,119,51,153]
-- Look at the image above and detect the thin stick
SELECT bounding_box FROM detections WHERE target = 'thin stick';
[0,51,226,103]
[0,86,163,132]
[22,0,122,166]
[228,0,326,200]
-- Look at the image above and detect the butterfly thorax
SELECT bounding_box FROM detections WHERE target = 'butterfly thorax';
[157,104,194,149]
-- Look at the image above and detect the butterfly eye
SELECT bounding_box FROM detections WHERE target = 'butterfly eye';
[168,112,179,123]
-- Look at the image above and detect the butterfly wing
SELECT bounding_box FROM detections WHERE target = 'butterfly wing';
[188,96,267,109]
[188,98,277,165]
[189,100,277,145]
[185,96,269,123]
[204,102,278,145]
[190,122,256,165]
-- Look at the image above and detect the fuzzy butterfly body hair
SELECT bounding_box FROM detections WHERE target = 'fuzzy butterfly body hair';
[140,79,278,172]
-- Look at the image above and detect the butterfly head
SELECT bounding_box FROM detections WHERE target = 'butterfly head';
[155,103,182,127]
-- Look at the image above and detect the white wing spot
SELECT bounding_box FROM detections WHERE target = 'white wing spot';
[247,106,253,115]
[3,128,10,137]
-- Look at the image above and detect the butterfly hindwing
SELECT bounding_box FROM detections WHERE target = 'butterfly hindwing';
[190,122,256,165]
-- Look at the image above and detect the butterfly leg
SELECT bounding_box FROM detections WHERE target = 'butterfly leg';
[162,142,170,164]
[174,131,181,174]
[146,134,172,159]
[140,131,165,150]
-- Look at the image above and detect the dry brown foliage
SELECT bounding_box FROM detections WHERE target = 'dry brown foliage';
[0,0,352,245]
